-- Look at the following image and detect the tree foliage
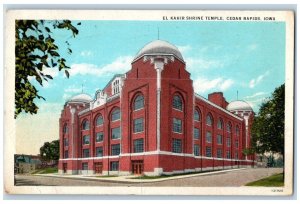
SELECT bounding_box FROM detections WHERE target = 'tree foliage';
[40,139,60,162]
[251,84,285,156]
[15,20,80,118]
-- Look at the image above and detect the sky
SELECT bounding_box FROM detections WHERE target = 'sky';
[16,20,286,155]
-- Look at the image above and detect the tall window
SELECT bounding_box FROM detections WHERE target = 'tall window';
[111,127,120,139]
[64,138,69,146]
[64,150,68,159]
[227,122,232,133]
[235,151,239,159]
[83,135,90,145]
[111,108,120,121]
[110,161,119,171]
[217,149,222,158]
[206,146,212,157]
[112,79,120,95]
[83,149,90,158]
[111,144,120,155]
[226,137,231,147]
[226,150,231,159]
[96,132,104,142]
[82,120,90,130]
[173,118,182,133]
[194,144,200,156]
[134,139,144,153]
[217,135,222,145]
[194,128,200,139]
[172,139,182,153]
[96,115,103,126]
[236,126,240,136]
[173,95,183,111]
[206,131,212,143]
[95,147,103,157]
[63,124,69,133]
[134,118,144,133]
[194,109,200,121]
[235,140,239,148]
[206,114,213,126]
[134,95,144,110]
[217,119,223,129]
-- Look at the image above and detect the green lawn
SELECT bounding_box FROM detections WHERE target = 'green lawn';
[245,173,284,187]
[32,167,58,174]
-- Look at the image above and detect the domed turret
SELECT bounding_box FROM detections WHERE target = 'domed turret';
[133,40,184,62]
[226,100,253,112]
[69,93,92,103]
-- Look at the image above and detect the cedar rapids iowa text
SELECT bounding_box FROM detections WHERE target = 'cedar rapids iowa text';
[163,16,276,21]
[58,40,255,176]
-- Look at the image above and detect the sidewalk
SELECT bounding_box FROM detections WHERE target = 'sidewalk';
[35,168,246,183]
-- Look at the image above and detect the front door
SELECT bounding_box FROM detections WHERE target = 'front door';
[94,162,103,174]
[132,160,144,175]
[63,163,67,173]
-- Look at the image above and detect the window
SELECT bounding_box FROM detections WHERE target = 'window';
[173,118,182,133]
[235,151,239,159]
[134,95,144,110]
[111,144,120,155]
[112,79,120,95]
[194,144,200,156]
[64,138,69,146]
[194,128,200,139]
[96,132,104,142]
[217,119,223,129]
[172,139,182,153]
[96,115,103,126]
[134,118,144,133]
[95,147,103,157]
[111,108,120,121]
[236,126,240,136]
[206,114,213,126]
[217,149,222,158]
[134,139,144,153]
[82,163,88,170]
[226,137,231,147]
[64,150,68,159]
[110,161,119,171]
[63,124,69,133]
[226,150,231,159]
[82,120,90,130]
[235,140,239,148]
[206,146,212,157]
[227,122,232,133]
[111,127,120,139]
[173,95,183,111]
[83,135,90,145]
[83,149,90,158]
[206,131,212,143]
[194,109,200,121]
[217,135,222,145]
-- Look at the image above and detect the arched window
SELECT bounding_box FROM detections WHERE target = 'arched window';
[227,122,232,133]
[96,115,103,126]
[63,123,68,133]
[134,95,144,110]
[236,125,240,136]
[173,95,183,111]
[217,119,223,129]
[82,120,90,130]
[111,108,120,121]
[194,109,201,121]
[206,114,213,126]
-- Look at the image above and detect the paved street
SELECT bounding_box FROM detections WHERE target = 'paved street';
[15,168,283,187]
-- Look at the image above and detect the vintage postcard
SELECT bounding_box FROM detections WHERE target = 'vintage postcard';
[4,10,294,195]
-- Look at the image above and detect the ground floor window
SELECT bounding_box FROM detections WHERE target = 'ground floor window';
[83,149,90,158]
[64,150,68,159]
[82,162,88,170]
[217,148,222,158]
[205,146,212,157]
[172,139,182,153]
[194,144,200,156]
[111,144,120,155]
[134,139,144,153]
[226,150,231,159]
[95,147,103,157]
[110,161,119,171]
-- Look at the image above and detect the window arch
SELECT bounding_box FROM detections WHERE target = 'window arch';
[134,94,144,110]
[217,118,223,129]
[236,125,240,136]
[63,123,68,133]
[206,113,213,126]
[227,122,232,133]
[111,107,120,121]
[194,109,201,121]
[82,120,90,130]
[173,95,183,111]
[95,114,103,126]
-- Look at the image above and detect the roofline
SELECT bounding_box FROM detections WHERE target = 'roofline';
[131,53,186,64]
[103,74,125,90]
[195,93,243,121]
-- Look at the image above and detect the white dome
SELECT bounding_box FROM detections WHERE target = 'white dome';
[134,40,184,61]
[227,100,253,112]
[69,93,92,103]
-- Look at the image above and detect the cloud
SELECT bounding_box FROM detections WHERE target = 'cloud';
[194,77,234,94]
[42,67,59,78]
[249,70,270,88]
[69,56,132,77]
[64,84,82,93]
[80,50,93,57]
[244,92,267,99]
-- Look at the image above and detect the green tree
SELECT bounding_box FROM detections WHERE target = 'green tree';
[251,84,285,161]
[40,139,60,162]
[15,20,80,118]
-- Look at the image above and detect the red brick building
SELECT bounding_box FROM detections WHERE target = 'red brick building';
[58,40,255,175]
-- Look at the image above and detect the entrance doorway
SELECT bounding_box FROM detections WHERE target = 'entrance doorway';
[63,163,67,173]
[94,162,103,174]
[132,160,144,175]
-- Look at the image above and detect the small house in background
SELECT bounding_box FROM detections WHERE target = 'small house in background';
[14,154,42,174]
